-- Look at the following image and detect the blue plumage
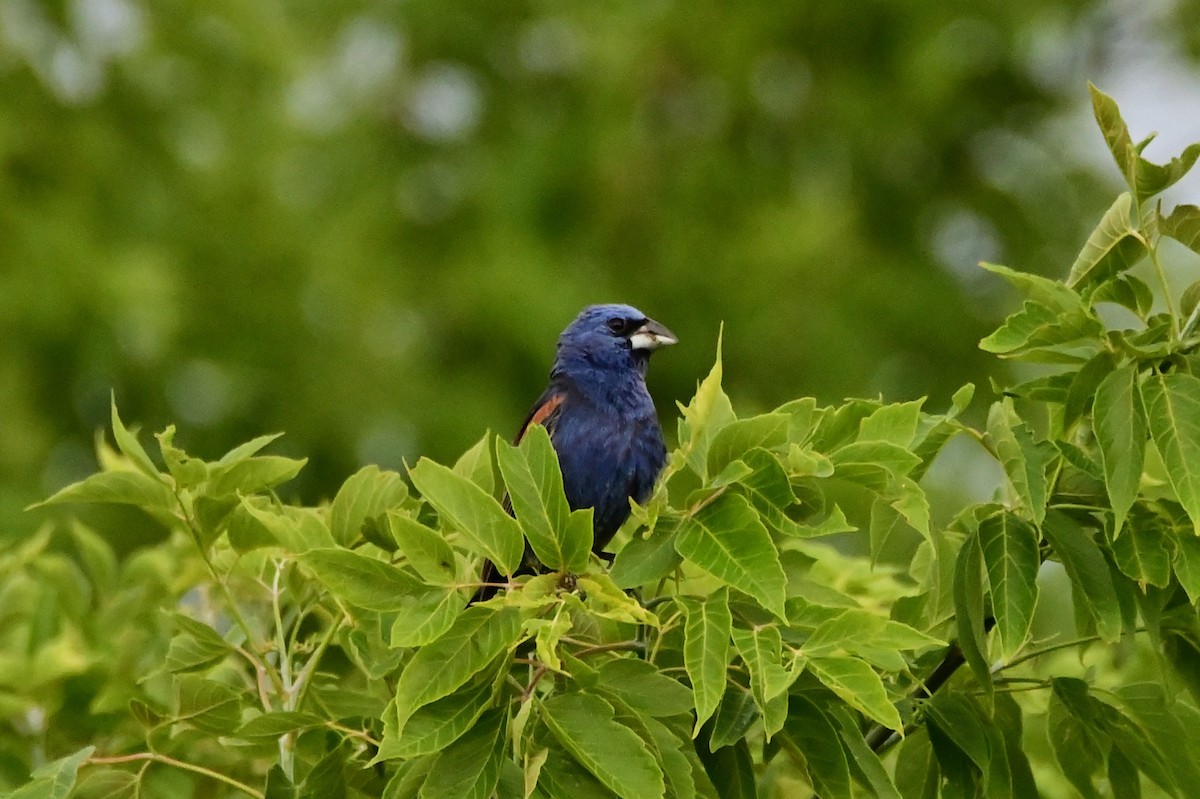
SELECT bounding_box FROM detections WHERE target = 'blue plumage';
[473,304,676,600]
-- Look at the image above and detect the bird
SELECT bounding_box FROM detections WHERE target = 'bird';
[472,304,677,602]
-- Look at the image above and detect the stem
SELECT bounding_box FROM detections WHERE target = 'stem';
[172,495,286,700]
[1148,245,1181,340]
[87,753,265,799]
[271,560,295,781]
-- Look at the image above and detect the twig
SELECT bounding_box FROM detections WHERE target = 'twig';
[87,753,264,799]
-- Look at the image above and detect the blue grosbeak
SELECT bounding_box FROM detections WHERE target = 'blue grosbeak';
[472,304,677,601]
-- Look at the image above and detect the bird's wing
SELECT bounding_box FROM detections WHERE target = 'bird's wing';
[514,389,567,444]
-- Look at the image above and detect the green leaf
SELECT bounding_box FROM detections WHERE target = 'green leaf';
[858,400,924,446]
[693,735,756,799]
[954,534,993,703]
[987,399,1053,526]
[594,658,693,719]
[675,493,787,619]
[389,511,459,585]
[784,697,852,799]
[33,470,175,512]
[1162,204,1200,254]
[1089,85,1200,202]
[238,499,335,552]
[393,606,522,732]
[979,301,1102,358]
[805,654,902,732]
[390,586,465,647]
[832,708,903,799]
[979,262,1086,312]
[207,455,306,497]
[731,626,790,740]
[11,746,95,799]
[1066,192,1145,288]
[541,693,665,799]
[1172,533,1200,604]
[420,709,505,799]
[1111,510,1171,588]
[109,396,160,478]
[165,613,233,673]
[609,522,682,589]
[708,685,758,750]
[537,747,618,799]
[977,511,1040,660]
[453,433,495,493]
[377,677,495,759]
[236,711,326,742]
[678,589,732,735]
[301,548,422,612]
[69,521,117,594]
[330,465,409,546]
[496,425,591,572]
[1141,371,1200,534]
[1041,511,1122,642]
[174,675,243,734]
[1094,365,1147,536]
[705,412,790,477]
[1092,274,1154,319]
[409,458,524,576]
[677,333,736,480]
[803,608,944,656]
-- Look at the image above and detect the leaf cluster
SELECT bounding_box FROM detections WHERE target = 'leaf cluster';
[4,86,1200,798]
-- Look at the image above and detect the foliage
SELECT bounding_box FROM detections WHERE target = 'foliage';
[2,0,1142,531]
[5,88,1200,798]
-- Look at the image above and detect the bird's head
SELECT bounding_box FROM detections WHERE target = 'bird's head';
[554,304,677,376]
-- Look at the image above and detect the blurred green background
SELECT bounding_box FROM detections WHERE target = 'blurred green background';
[4,0,1200,535]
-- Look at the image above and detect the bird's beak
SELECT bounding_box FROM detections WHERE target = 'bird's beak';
[629,318,678,351]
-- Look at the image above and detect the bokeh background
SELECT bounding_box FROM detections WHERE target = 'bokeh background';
[4,0,1200,537]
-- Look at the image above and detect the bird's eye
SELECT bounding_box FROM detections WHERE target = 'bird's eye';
[606,317,628,335]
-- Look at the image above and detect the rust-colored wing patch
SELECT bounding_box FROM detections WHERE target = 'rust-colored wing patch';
[517,392,565,442]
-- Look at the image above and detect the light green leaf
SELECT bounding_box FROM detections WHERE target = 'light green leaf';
[677,333,736,480]
[207,455,306,497]
[977,511,1040,661]
[33,470,175,513]
[609,522,682,589]
[987,399,1053,526]
[594,658,693,719]
[979,262,1086,312]
[858,400,924,446]
[805,655,902,732]
[155,425,208,488]
[393,607,522,733]
[731,626,791,740]
[496,425,591,572]
[453,432,495,493]
[1041,511,1122,643]
[165,614,233,673]
[174,675,243,734]
[377,677,495,760]
[301,548,421,612]
[390,587,465,648]
[980,301,1103,357]
[409,458,524,576]
[792,505,855,539]
[236,711,326,742]
[1141,371,1200,534]
[389,511,459,585]
[420,709,505,799]
[803,609,944,656]
[1094,365,1147,536]
[237,498,335,552]
[674,493,787,620]
[1066,192,1146,288]
[784,697,852,799]
[1162,204,1200,254]
[678,590,732,735]
[541,693,665,799]
[330,465,409,546]
[109,396,160,478]
[706,412,790,477]
[12,746,95,799]
[1111,510,1171,588]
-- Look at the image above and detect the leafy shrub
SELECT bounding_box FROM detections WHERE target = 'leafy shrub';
[4,85,1200,798]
